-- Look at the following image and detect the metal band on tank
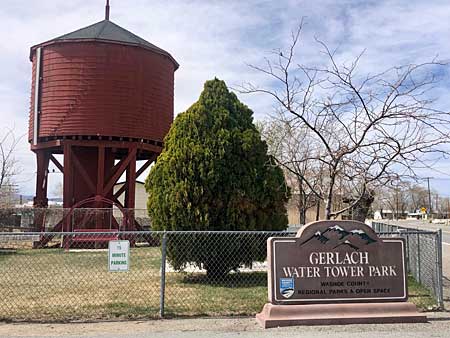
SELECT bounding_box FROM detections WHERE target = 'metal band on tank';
[33,47,42,145]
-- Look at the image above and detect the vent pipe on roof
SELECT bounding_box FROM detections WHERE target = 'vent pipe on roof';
[105,0,110,20]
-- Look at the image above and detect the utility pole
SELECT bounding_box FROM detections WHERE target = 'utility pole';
[395,187,399,220]
[447,198,449,226]
[426,177,432,218]
[435,193,439,218]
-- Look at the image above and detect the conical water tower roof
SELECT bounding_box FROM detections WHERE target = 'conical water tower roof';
[30,19,178,69]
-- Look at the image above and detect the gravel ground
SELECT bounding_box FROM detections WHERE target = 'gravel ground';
[1,313,449,338]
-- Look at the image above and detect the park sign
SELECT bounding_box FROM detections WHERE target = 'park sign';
[108,240,130,272]
[257,220,426,328]
[269,220,406,304]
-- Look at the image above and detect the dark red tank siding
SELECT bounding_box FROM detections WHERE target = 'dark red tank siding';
[29,42,175,143]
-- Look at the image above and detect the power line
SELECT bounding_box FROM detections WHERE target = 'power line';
[417,176,450,181]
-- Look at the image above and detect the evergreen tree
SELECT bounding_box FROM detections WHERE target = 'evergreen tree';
[146,78,289,278]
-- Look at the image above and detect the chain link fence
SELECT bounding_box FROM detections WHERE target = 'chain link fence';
[0,231,161,321]
[372,222,444,309]
[0,214,444,321]
[0,208,151,232]
[0,230,294,321]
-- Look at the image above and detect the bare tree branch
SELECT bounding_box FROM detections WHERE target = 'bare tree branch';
[240,23,450,221]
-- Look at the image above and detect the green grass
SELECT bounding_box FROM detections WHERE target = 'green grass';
[407,275,438,310]
[0,247,439,322]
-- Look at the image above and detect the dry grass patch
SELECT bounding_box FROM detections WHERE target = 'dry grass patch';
[0,248,439,321]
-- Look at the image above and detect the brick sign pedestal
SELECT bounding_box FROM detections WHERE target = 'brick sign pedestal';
[257,302,426,328]
[257,220,426,328]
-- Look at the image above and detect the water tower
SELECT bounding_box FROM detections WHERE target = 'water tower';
[28,2,178,234]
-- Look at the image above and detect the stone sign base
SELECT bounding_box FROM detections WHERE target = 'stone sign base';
[256,302,427,328]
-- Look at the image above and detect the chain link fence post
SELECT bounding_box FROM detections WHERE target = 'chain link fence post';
[405,233,410,272]
[160,232,167,318]
[417,230,421,284]
[436,229,444,309]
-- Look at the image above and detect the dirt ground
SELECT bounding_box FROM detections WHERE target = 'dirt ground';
[1,313,450,338]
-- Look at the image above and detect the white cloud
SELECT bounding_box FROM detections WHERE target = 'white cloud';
[0,0,449,196]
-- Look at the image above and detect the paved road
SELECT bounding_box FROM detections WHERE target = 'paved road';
[1,314,450,338]
[384,219,450,244]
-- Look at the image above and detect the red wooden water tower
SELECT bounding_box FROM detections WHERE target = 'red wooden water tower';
[28,2,178,235]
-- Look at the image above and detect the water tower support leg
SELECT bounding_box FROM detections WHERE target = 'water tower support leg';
[126,158,136,230]
[49,155,64,173]
[71,151,96,193]
[33,150,50,232]
[33,150,50,208]
[112,156,154,201]
[102,148,136,196]
[63,144,74,234]
[96,146,105,229]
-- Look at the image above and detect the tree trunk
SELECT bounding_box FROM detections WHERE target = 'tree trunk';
[325,171,337,220]
[299,208,306,225]
[297,179,306,225]
[325,190,334,220]
[350,191,375,222]
[315,200,320,221]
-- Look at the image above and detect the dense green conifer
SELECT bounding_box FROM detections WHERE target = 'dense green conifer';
[146,78,289,278]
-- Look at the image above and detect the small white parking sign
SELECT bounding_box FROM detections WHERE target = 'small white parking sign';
[108,240,130,272]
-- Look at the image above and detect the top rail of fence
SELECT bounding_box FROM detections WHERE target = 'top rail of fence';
[0,229,439,236]
[372,221,440,234]
[0,230,298,235]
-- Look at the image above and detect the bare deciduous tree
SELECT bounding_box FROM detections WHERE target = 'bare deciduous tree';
[0,128,21,207]
[240,23,450,220]
[372,182,437,220]
[259,118,324,224]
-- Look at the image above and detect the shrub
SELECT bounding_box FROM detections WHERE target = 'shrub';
[146,78,289,279]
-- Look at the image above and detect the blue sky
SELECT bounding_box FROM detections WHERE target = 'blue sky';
[1,0,450,197]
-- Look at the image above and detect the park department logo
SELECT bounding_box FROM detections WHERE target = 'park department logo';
[280,278,295,298]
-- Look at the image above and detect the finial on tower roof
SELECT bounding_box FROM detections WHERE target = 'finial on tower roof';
[105,0,110,20]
